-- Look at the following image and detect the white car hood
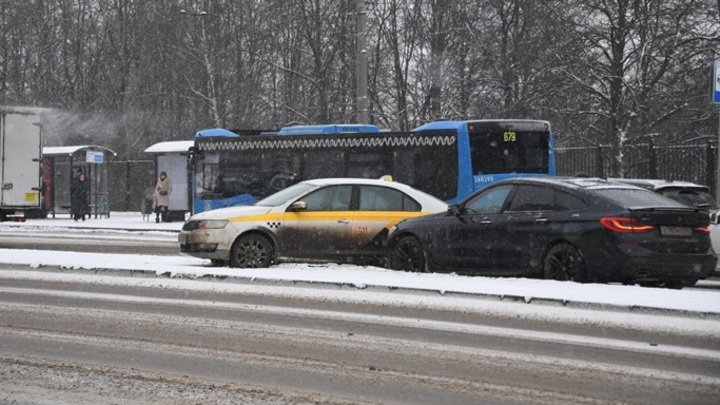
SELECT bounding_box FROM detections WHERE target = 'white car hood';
[189,205,274,221]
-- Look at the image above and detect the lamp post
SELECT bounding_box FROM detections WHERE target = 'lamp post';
[180,9,207,16]
[356,0,369,124]
[180,0,210,17]
[179,3,221,127]
[713,60,720,199]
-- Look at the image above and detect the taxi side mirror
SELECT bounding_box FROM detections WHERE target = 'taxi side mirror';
[288,201,308,212]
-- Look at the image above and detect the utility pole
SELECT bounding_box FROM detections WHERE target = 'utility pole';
[356,0,369,124]
[713,60,720,199]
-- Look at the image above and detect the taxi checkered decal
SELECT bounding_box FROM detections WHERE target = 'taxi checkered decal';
[267,221,282,228]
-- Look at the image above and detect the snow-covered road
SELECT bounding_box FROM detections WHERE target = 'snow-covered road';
[2,213,719,404]
[1,212,719,315]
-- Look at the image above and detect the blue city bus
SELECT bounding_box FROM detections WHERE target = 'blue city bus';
[189,119,556,214]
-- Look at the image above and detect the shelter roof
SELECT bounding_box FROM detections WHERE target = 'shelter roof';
[43,145,117,157]
[143,140,194,154]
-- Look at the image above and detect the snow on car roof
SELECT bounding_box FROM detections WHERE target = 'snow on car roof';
[495,176,644,191]
[298,177,448,206]
[610,178,710,192]
[301,177,409,187]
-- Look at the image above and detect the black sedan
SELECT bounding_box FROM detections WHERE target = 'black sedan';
[386,177,717,288]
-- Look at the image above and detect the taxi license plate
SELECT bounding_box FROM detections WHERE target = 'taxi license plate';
[660,226,691,236]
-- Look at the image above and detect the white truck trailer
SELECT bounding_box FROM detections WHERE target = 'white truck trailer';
[0,109,43,221]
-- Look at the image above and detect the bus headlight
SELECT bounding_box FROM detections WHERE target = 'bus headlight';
[182,220,229,231]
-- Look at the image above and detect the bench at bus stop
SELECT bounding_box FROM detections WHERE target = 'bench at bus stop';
[58,199,110,219]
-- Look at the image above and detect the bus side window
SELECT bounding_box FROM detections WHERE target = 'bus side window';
[303,152,346,179]
[349,153,391,179]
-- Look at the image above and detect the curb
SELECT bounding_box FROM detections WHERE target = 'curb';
[2,262,718,319]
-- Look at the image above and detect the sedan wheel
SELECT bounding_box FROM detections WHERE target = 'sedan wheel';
[230,234,273,268]
[389,236,428,272]
[543,243,587,282]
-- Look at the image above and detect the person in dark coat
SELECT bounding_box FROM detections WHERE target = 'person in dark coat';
[70,172,90,221]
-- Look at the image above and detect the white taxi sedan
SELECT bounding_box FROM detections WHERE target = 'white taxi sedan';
[178,178,448,268]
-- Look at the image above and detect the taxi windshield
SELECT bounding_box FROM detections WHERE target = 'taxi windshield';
[254,183,315,207]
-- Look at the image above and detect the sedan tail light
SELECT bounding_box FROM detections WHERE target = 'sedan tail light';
[600,217,655,233]
[694,226,710,235]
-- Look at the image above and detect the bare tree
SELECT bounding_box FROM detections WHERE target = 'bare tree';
[1,0,718,159]
[566,0,720,177]
[369,0,424,130]
[262,0,355,125]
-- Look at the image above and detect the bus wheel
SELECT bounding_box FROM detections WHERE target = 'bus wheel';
[543,243,587,283]
[230,234,273,268]
[389,236,428,272]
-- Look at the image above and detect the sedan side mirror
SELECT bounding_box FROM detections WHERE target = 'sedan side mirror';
[448,204,462,217]
[288,201,308,212]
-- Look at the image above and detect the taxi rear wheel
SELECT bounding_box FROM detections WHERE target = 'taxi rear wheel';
[230,234,273,268]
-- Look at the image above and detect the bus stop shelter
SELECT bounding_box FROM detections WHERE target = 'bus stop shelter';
[42,145,116,218]
[143,140,193,221]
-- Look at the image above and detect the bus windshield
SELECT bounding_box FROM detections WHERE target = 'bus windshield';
[468,124,549,175]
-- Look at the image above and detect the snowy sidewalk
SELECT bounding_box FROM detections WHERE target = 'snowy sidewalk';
[4,211,183,232]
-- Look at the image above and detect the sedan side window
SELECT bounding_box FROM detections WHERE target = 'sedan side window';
[554,190,585,211]
[506,185,585,212]
[507,185,554,212]
[358,185,420,211]
[301,185,353,211]
[464,185,512,214]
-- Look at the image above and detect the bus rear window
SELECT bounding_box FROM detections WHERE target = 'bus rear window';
[469,130,549,175]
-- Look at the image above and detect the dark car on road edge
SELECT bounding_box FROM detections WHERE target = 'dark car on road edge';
[611,178,720,257]
[386,177,717,288]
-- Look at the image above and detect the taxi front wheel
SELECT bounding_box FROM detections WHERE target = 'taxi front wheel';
[230,234,273,268]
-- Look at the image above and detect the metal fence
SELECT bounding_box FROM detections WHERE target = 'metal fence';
[107,160,155,212]
[104,143,719,212]
[556,142,717,195]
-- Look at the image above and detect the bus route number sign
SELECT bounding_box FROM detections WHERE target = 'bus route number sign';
[504,131,517,142]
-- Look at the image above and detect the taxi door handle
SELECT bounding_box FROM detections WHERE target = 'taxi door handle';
[338,219,350,224]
